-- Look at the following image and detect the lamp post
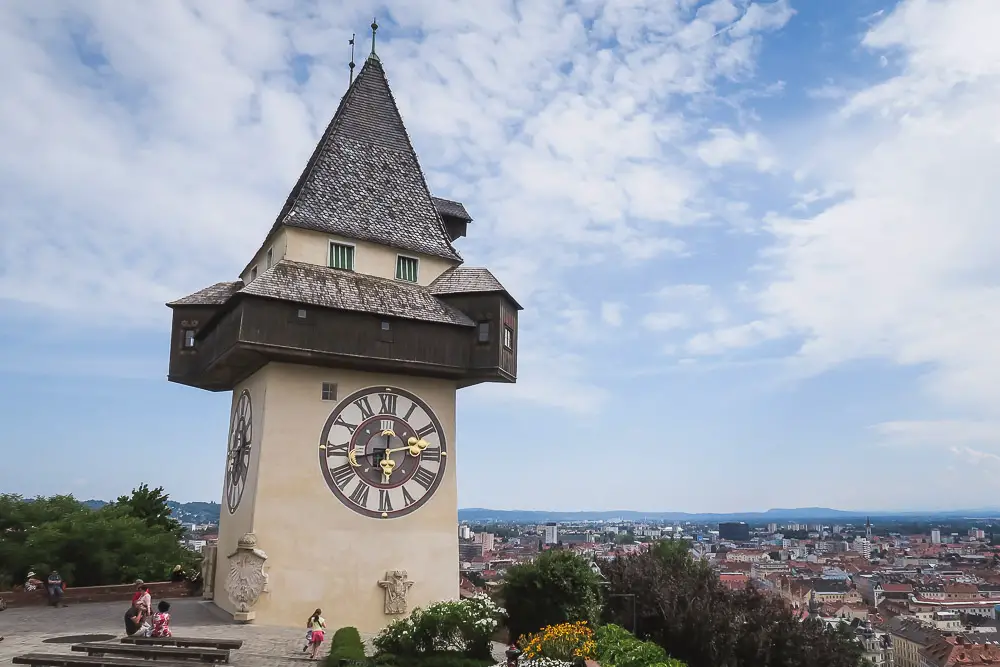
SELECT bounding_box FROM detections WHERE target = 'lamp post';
[600,581,637,635]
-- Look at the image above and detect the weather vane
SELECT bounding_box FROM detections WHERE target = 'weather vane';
[348,33,356,86]
[370,17,378,56]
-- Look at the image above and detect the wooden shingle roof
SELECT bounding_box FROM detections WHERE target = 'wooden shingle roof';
[167,281,244,306]
[429,267,523,310]
[238,260,474,327]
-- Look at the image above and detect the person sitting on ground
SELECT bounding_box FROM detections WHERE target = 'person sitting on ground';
[46,570,66,607]
[150,600,172,638]
[124,604,143,637]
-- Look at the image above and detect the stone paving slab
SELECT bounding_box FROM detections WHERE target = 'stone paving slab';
[0,600,507,665]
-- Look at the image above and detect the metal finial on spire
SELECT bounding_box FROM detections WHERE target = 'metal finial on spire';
[348,33,356,86]
[370,17,378,56]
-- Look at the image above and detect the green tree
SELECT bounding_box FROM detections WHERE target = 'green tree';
[0,491,201,588]
[600,546,863,667]
[114,484,182,536]
[501,549,603,642]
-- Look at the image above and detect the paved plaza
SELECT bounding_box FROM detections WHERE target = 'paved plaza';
[1,599,337,666]
[0,599,507,665]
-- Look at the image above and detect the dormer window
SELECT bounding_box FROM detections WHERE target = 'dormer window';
[250,265,258,281]
[395,255,419,283]
[266,247,273,268]
[330,242,355,271]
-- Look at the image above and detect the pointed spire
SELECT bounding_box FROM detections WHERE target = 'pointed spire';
[370,17,379,57]
[348,33,356,86]
[267,56,461,262]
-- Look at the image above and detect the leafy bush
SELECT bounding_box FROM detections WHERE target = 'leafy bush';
[378,652,493,667]
[595,624,686,667]
[373,593,505,660]
[519,622,596,662]
[328,626,367,666]
[502,550,603,641]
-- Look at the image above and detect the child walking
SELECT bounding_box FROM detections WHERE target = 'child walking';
[304,609,326,659]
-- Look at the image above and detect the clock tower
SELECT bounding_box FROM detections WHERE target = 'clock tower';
[166,52,521,633]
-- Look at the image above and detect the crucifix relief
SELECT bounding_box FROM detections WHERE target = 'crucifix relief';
[378,570,414,615]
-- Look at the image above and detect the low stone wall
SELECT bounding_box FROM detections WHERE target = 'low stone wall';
[0,580,195,608]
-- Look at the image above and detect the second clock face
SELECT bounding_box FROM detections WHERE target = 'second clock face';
[319,386,447,519]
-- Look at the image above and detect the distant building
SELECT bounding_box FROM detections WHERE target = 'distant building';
[459,524,472,540]
[459,542,484,560]
[719,522,750,541]
[537,523,558,545]
[474,532,495,552]
[931,529,942,544]
[767,523,778,534]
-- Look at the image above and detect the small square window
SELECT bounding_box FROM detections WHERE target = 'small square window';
[395,255,419,283]
[182,329,196,349]
[503,325,514,349]
[379,320,393,343]
[297,309,307,319]
[250,265,258,281]
[477,322,490,343]
[321,382,338,401]
[381,321,391,331]
[266,247,273,269]
[330,242,355,270]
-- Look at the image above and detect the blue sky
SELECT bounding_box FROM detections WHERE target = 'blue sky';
[3,0,999,512]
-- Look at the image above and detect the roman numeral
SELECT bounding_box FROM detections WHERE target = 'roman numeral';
[412,466,436,490]
[416,423,435,439]
[329,464,355,490]
[334,415,358,434]
[349,481,370,506]
[379,489,393,513]
[380,419,394,432]
[379,393,397,415]
[402,487,416,507]
[421,447,441,462]
[403,402,418,422]
[354,397,375,420]
[326,442,350,457]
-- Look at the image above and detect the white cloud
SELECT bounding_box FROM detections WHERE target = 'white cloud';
[0,1,797,413]
[600,302,625,327]
[642,311,690,332]
[691,0,1000,422]
[872,420,1000,447]
[695,127,775,171]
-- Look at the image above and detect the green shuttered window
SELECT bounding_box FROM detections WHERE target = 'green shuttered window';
[330,242,355,270]
[395,255,419,283]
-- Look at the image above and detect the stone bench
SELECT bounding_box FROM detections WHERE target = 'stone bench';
[14,654,194,667]
[72,642,229,663]
[120,637,243,651]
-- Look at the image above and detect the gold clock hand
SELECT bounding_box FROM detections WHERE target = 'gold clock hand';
[384,438,430,457]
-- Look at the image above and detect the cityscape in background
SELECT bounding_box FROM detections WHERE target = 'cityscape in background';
[140,497,1000,667]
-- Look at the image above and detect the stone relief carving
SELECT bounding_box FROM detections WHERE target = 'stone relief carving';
[378,570,414,615]
[201,544,218,600]
[225,532,268,619]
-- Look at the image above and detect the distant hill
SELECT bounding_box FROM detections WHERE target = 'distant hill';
[83,499,221,525]
[456,507,1000,524]
[77,499,1000,526]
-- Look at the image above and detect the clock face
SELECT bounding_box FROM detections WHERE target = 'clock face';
[319,386,447,519]
[225,390,253,514]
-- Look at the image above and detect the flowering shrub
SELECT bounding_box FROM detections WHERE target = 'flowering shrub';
[518,622,597,662]
[373,593,506,660]
[513,659,574,667]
